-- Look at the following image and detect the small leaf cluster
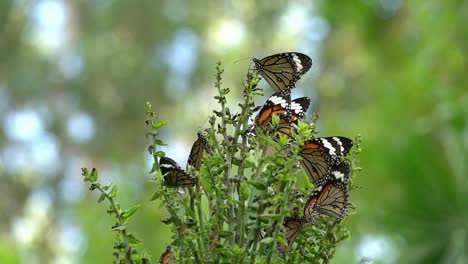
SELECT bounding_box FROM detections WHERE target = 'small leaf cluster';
[82,168,149,264]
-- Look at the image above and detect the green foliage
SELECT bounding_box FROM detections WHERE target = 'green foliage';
[144,63,360,263]
[81,61,361,263]
[2,1,467,263]
[82,168,148,264]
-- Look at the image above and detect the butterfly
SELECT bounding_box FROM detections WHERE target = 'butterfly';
[159,246,173,264]
[303,161,350,222]
[160,157,197,187]
[253,52,312,93]
[255,91,310,138]
[299,136,353,186]
[186,130,209,171]
[277,217,304,255]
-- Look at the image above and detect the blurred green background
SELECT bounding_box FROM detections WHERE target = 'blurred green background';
[1,0,467,263]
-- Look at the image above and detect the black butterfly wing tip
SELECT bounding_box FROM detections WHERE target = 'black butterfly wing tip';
[336,212,347,223]
[160,156,177,165]
[336,136,354,152]
[294,52,313,66]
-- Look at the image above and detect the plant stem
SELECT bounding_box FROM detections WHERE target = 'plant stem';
[195,184,207,256]
[94,184,133,264]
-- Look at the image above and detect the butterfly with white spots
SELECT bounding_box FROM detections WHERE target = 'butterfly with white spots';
[299,136,353,186]
[303,161,350,222]
[254,90,310,139]
[160,157,197,187]
[253,52,312,93]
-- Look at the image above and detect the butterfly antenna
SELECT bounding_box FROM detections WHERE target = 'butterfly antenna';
[197,116,210,129]
[196,117,212,137]
[233,56,253,64]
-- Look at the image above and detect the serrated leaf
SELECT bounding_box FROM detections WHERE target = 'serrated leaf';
[152,120,169,129]
[122,204,141,219]
[109,185,117,198]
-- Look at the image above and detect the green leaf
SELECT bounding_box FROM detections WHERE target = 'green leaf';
[154,138,167,146]
[221,88,230,95]
[112,225,127,231]
[277,235,286,245]
[240,182,250,199]
[149,191,161,201]
[244,159,255,168]
[155,151,165,158]
[149,163,158,174]
[246,180,267,190]
[219,231,232,238]
[122,204,141,219]
[89,168,98,181]
[98,193,106,203]
[127,233,141,245]
[252,90,263,96]
[108,184,117,198]
[152,120,169,129]
[260,237,275,244]
[271,114,280,127]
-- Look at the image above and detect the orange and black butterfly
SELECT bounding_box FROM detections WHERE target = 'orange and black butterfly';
[299,136,353,186]
[304,161,350,222]
[253,52,312,93]
[277,217,304,255]
[255,91,310,138]
[186,130,209,171]
[159,246,173,264]
[160,157,197,187]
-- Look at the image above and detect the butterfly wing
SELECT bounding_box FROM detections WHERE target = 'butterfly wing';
[299,137,353,185]
[277,217,304,255]
[187,131,208,171]
[254,52,312,93]
[160,157,197,187]
[255,92,310,138]
[289,96,310,121]
[159,246,173,264]
[304,162,350,222]
[255,91,291,128]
